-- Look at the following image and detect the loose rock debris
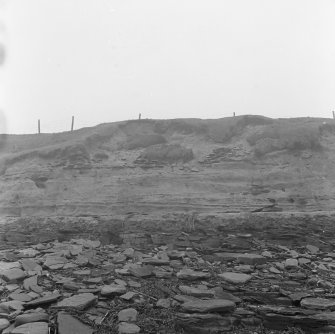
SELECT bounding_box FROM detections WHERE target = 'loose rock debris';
[0,238,335,333]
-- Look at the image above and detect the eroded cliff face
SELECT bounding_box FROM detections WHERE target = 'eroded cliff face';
[0,116,335,244]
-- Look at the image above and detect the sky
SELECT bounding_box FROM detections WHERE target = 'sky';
[0,0,334,134]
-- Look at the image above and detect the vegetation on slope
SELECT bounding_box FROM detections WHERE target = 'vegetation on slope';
[140,144,194,163]
[247,121,323,157]
[1,116,335,169]
[207,115,273,143]
[123,134,167,150]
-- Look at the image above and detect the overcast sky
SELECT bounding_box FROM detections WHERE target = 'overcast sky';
[0,0,334,134]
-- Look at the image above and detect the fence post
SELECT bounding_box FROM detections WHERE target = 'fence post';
[333,111,335,119]
[71,116,74,131]
[38,119,40,134]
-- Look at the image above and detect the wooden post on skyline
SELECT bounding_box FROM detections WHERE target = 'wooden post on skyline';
[71,116,74,131]
[38,119,40,134]
[333,111,335,120]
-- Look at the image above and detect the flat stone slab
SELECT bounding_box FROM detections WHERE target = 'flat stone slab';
[75,256,89,266]
[25,293,61,308]
[0,318,10,331]
[8,292,33,302]
[306,244,319,254]
[174,294,200,304]
[128,265,153,278]
[120,292,138,301]
[115,269,130,276]
[176,313,234,333]
[181,299,236,313]
[72,239,101,249]
[123,248,135,258]
[0,300,24,312]
[142,258,170,266]
[15,312,49,327]
[156,298,171,309]
[114,279,127,286]
[101,285,127,296]
[11,322,48,334]
[154,270,173,278]
[118,308,138,322]
[214,253,266,265]
[44,256,68,269]
[53,293,96,310]
[112,254,127,264]
[218,272,252,284]
[212,288,241,303]
[176,269,211,281]
[18,248,40,258]
[73,269,91,276]
[234,264,253,273]
[20,259,42,272]
[179,285,214,298]
[0,261,21,272]
[312,312,335,325]
[236,253,267,265]
[301,298,335,311]
[269,267,281,274]
[118,322,140,334]
[285,258,299,269]
[167,250,185,259]
[57,312,94,334]
[298,258,311,265]
[262,312,326,331]
[1,269,26,283]
[5,284,20,292]
[85,277,102,284]
[288,292,312,303]
[23,276,44,294]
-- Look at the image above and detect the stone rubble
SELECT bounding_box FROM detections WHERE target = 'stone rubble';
[0,236,335,333]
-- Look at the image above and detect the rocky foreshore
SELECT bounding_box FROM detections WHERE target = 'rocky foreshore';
[1,231,335,333]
